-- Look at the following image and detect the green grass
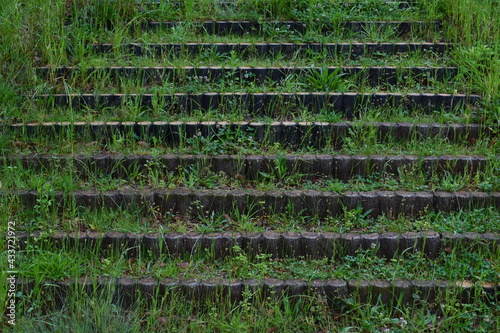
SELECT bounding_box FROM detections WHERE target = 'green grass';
[2,235,497,331]
[6,282,498,332]
[75,50,453,68]
[1,192,499,234]
[137,0,428,22]
[2,124,497,156]
[128,27,441,44]
[12,237,499,282]
[1,0,499,330]
[34,67,464,95]
[1,155,498,192]
[1,101,487,124]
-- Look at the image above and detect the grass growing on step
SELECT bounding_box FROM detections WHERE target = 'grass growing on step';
[1,124,497,156]
[11,233,500,282]
[2,100,486,123]
[133,25,440,44]
[1,187,499,233]
[5,285,500,332]
[137,0,425,22]
[73,50,452,68]
[34,63,462,96]
[1,143,499,193]
[6,162,498,192]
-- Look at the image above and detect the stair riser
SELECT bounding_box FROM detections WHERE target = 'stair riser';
[36,67,458,87]
[4,154,491,181]
[5,190,498,218]
[39,93,479,117]
[13,231,499,260]
[8,122,492,148]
